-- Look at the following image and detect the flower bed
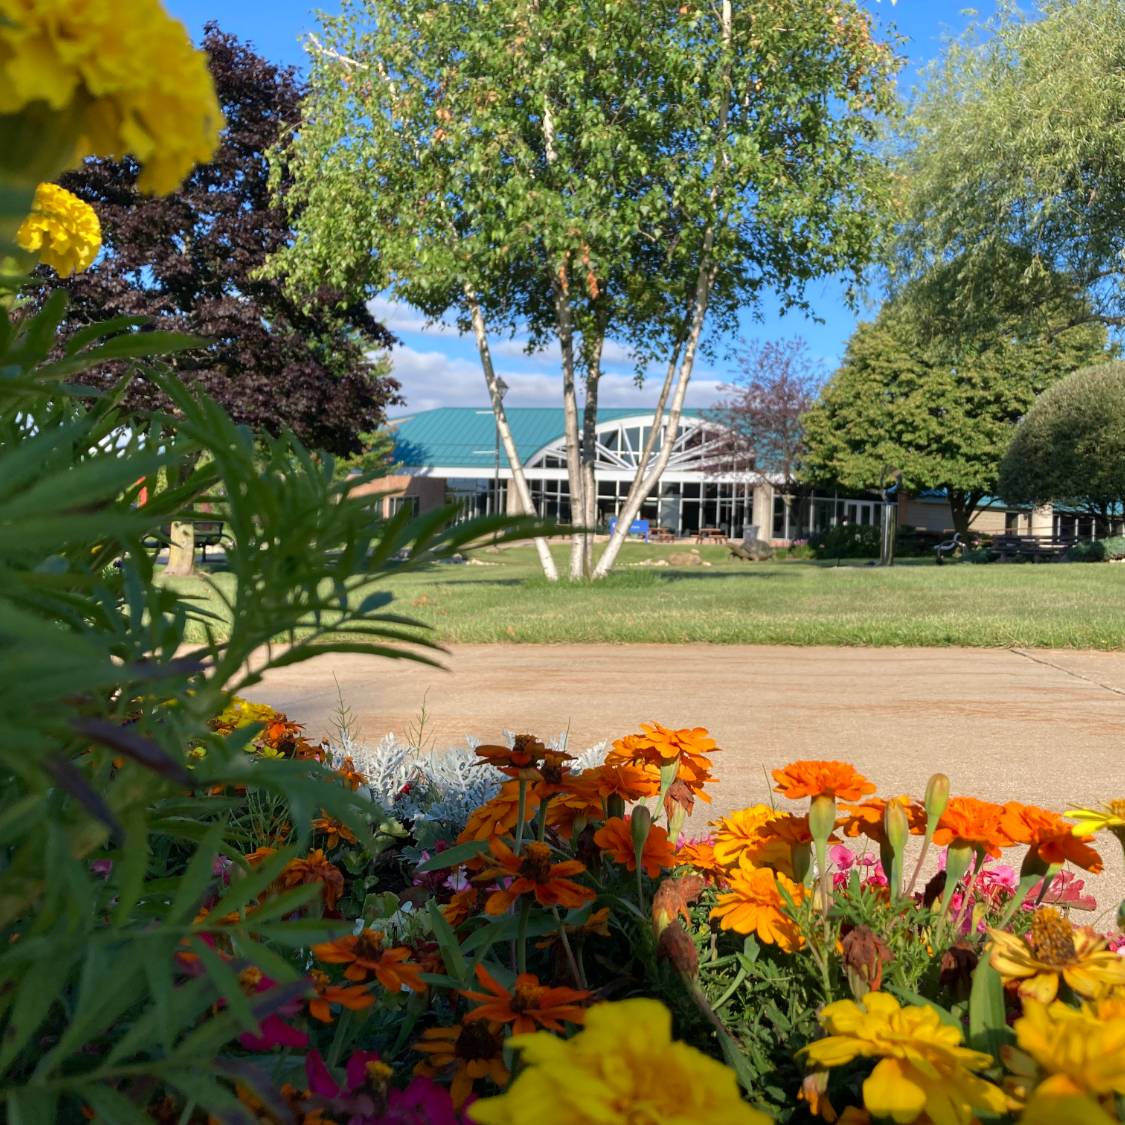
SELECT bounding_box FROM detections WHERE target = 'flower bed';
[113,703,1125,1122]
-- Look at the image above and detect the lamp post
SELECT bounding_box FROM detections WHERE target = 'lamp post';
[879,467,902,566]
[492,378,508,539]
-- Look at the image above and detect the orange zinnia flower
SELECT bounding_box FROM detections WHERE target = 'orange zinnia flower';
[606,722,720,801]
[310,814,358,850]
[414,1020,509,1108]
[839,796,927,845]
[461,963,592,1034]
[771,760,875,803]
[441,886,483,928]
[593,816,676,878]
[458,780,542,843]
[1000,803,1103,873]
[933,796,1014,859]
[278,849,345,911]
[474,733,551,777]
[241,846,278,867]
[710,863,804,952]
[307,968,375,1023]
[311,929,427,992]
[335,756,367,790]
[474,839,593,914]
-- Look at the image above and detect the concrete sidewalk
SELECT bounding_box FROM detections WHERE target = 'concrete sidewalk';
[248,644,1125,918]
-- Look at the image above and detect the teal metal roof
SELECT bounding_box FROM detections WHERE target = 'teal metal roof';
[390,406,703,470]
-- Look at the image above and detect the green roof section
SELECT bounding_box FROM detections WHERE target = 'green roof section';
[390,406,704,469]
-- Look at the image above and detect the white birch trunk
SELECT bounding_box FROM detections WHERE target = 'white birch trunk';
[465,288,559,581]
[591,0,733,579]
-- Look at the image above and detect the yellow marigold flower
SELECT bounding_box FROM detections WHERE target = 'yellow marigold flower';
[987,908,1125,1003]
[1004,999,1125,1123]
[710,862,804,951]
[16,182,99,275]
[467,997,771,1124]
[712,804,778,867]
[800,991,1007,1125]
[0,0,223,193]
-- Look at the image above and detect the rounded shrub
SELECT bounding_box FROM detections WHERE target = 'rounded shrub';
[999,360,1125,521]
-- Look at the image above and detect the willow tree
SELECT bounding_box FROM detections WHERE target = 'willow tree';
[894,0,1125,332]
[277,0,899,579]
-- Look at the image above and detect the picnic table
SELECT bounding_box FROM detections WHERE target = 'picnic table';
[650,527,675,543]
[989,533,1077,562]
[694,527,727,544]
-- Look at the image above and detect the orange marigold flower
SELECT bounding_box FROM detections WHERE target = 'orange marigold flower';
[474,839,594,915]
[606,722,720,802]
[335,756,367,790]
[278,849,345,911]
[1000,803,1104,873]
[771,760,875,803]
[307,968,375,1023]
[311,929,427,992]
[310,814,358,850]
[593,816,676,878]
[576,762,660,802]
[414,1021,509,1108]
[458,780,541,843]
[546,778,605,836]
[474,733,551,778]
[933,796,1014,859]
[839,796,927,844]
[461,963,592,1034]
[712,805,779,867]
[710,864,804,951]
[674,838,727,882]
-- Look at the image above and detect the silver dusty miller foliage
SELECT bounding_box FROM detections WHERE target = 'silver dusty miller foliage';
[326,730,609,830]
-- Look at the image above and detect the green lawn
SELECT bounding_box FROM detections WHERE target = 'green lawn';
[165,543,1125,649]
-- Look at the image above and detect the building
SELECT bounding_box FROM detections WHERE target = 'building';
[358,406,1094,542]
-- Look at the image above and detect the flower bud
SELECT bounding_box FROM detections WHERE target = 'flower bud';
[884,799,910,857]
[924,773,950,827]
[631,805,653,855]
[808,794,836,846]
[606,794,626,821]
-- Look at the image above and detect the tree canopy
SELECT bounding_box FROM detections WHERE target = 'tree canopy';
[894,0,1125,331]
[32,23,400,457]
[999,361,1125,524]
[801,259,1109,534]
[277,0,900,577]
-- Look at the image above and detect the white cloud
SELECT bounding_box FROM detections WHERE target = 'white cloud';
[367,296,462,338]
[387,343,725,415]
[490,335,638,367]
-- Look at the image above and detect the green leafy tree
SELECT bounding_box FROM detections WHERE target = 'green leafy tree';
[894,0,1125,331]
[801,262,1109,534]
[999,361,1125,529]
[276,0,900,578]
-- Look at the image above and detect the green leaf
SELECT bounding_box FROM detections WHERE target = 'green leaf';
[428,898,469,984]
[967,956,1011,1062]
[414,839,490,872]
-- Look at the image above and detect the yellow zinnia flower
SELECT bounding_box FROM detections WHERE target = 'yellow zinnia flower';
[467,997,771,1125]
[1003,998,1125,1123]
[987,908,1125,1003]
[16,182,100,275]
[799,991,1007,1125]
[0,0,222,193]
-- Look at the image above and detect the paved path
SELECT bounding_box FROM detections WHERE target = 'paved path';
[248,644,1125,920]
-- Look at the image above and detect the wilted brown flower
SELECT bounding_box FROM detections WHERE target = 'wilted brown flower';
[841,924,892,997]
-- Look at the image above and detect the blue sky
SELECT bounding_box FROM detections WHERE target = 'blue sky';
[166,0,1000,413]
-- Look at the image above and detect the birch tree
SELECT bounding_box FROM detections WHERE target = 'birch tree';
[276,0,899,579]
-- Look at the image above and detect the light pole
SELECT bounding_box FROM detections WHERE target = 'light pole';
[492,378,508,539]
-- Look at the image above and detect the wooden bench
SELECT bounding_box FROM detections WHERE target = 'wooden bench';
[989,533,1078,562]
